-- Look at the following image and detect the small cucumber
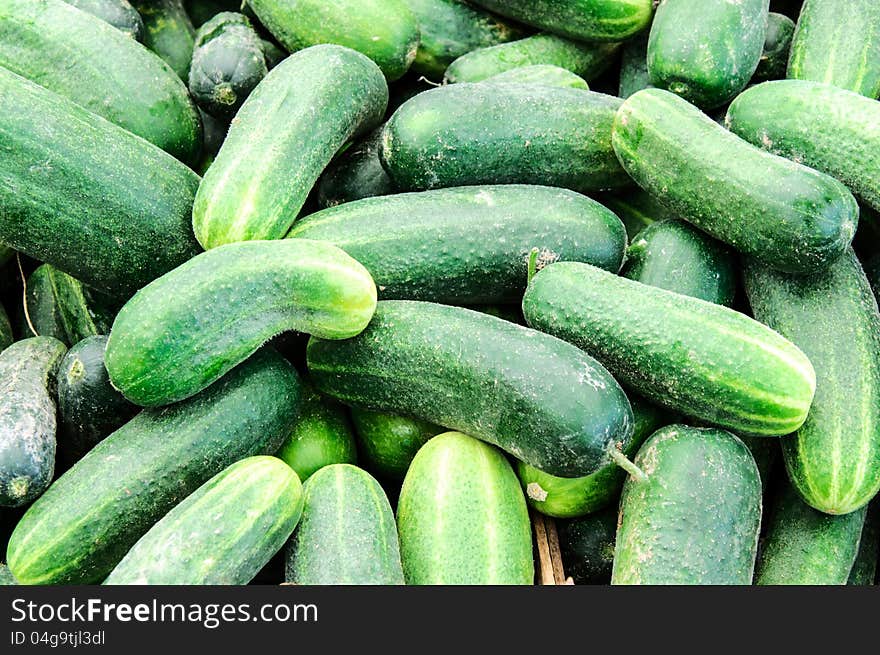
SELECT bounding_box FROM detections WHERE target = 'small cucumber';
[618,31,651,99]
[754,12,795,82]
[482,64,588,89]
[848,500,879,585]
[397,432,533,584]
[316,127,395,209]
[557,506,617,585]
[284,464,404,584]
[612,425,762,585]
[65,0,144,40]
[130,0,196,79]
[350,409,443,481]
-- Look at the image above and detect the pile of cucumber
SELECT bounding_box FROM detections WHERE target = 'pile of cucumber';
[0,0,878,586]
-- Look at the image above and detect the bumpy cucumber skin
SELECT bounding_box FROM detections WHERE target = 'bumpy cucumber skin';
[757,481,866,585]
[727,80,880,215]
[517,395,667,519]
[599,189,671,240]
[248,0,420,81]
[482,64,588,89]
[443,33,619,83]
[290,185,626,304]
[787,0,880,98]
[130,0,196,79]
[6,349,301,585]
[618,31,651,98]
[65,0,144,40]
[612,425,762,585]
[0,338,67,507]
[106,240,377,408]
[193,45,388,249]
[105,457,303,584]
[308,301,634,478]
[558,506,617,585]
[285,464,404,585]
[0,0,201,164]
[613,88,858,274]
[350,409,443,481]
[397,432,533,584]
[847,500,879,585]
[754,12,795,82]
[382,84,628,193]
[523,262,816,436]
[744,249,880,515]
[647,0,768,109]
[621,219,737,307]
[316,127,395,209]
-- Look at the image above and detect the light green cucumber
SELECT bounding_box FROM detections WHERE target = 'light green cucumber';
[599,188,672,240]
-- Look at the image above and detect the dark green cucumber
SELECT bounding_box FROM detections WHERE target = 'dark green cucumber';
[315,127,395,209]
[248,0,420,81]
[308,301,633,478]
[443,33,619,83]
[65,0,144,40]
[599,188,672,240]
[57,336,138,462]
[647,0,768,109]
[185,0,240,27]
[469,0,652,43]
[847,500,879,585]
[276,383,357,482]
[105,456,303,584]
[106,240,376,407]
[787,0,880,98]
[612,88,858,274]
[188,12,268,120]
[397,432,533,584]
[621,220,737,307]
[289,185,626,304]
[0,306,12,353]
[612,425,762,585]
[350,409,443,481]
[726,80,880,215]
[404,0,527,79]
[753,12,795,82]
[517,395,667,518]
[744,248,880,515]
[0,338,67,507]
[482,64,588,89]
[284,464,404,584]
[130,0,196,79]
[523,262,816,436]
[557,506,617,585]
[756,481,867,585]
[6,348,301,585]
[382,84,628,193]
[193,45,388,249]
[618,31,651,98]
[0,0,201,164]
[0,69,201,296]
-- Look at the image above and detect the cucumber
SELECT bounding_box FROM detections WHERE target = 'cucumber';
[0,0,201,164]
[57,336,138,462]
[308,301,634,478]
[130,0,196,79]
[848,500,879,585]
[599,189,672,240]
[557,506,617,585]
[106,239,377,408]
[188,12,268,120]
[787,0,880,98]
[404,0,527,79]
[289,185,626,304]
[523,262,816,436]
[105,456,303,584]
[284,464,404,584]
[193,45,388,249]
[517,395,666,519]
[482,64,588,89]
[397,432,533,584]
[1,306,13,353]
[618,31,651,99]
[443,33,619,83]
[621,220,737,307]
[726,80,880,215]
[381,84,628,193]
[64,0,144,40]
[744,248,880,515]
[754,12,795,82]
[316,127,395,209]
[0,338,67,507]
[6,348,301,585]
[247,0,420,81]
[647,0,769,109]
[612,88,858,274]
[756,481,867,585]
[350,409,443,481]
[469,0,653,43]
[276,383,357,482]
[612,425,762,585]
[0,69,201,296]
[185,0,240,27]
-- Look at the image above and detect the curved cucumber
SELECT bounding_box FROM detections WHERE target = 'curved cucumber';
[130,0,196,79]
[289,185,627,304]
[65,0,144,40]
[285,464,404,585]
[612,425,762,585]
[482,64,588,89]
[193,45,388,249]
[754,12,795,82]
[382,84,628,193]
[106,240,377,408]
[523,262,816,436]
[613,88,858,274]
[397,432,533,584]
[558,506,617,585]
[316,127,395,209]
[350,409,443,481]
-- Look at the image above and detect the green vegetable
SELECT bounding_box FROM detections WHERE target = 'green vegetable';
[350,409,443,481]
[754,12,795,81]
[130,0,196,79]
[481,64,588,89]
[557,506,617,585]
[64,0,144,40]
[599,188,672,240]
[618,31,651,98]
[316,127,395,209]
